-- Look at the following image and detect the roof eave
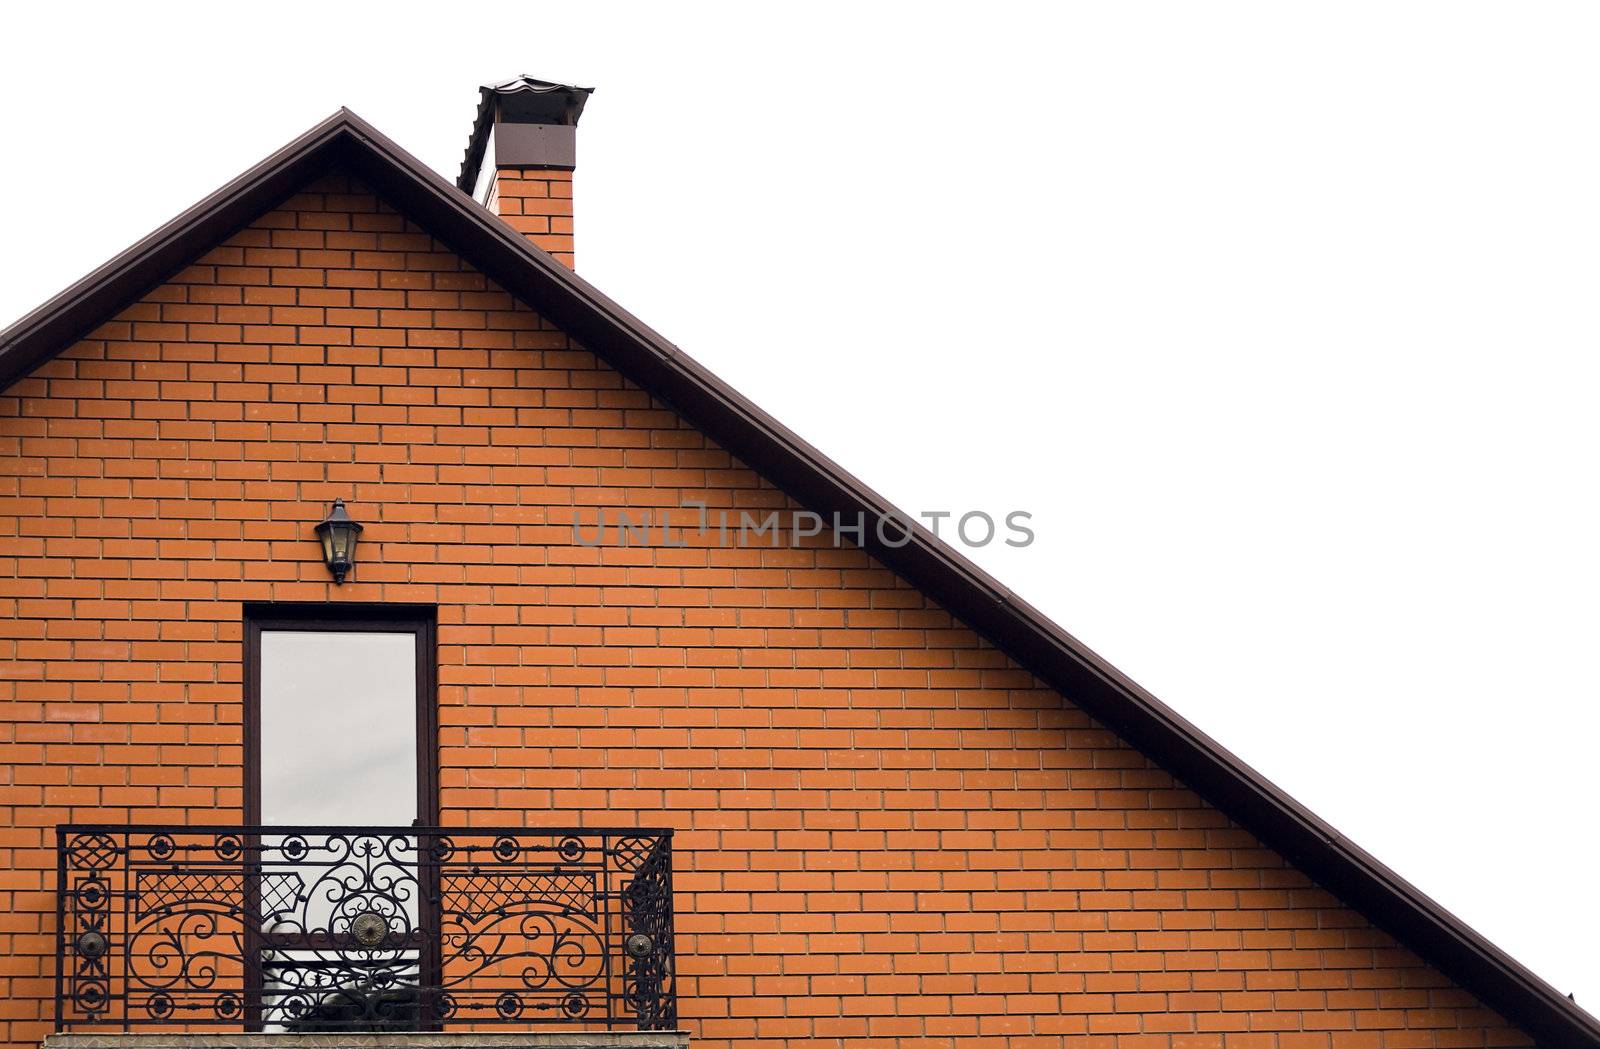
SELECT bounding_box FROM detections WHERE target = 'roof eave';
[0,110,363,376]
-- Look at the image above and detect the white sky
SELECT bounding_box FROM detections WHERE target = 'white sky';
[3,0,1596,1010]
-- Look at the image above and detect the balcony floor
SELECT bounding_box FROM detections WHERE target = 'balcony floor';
[45,1035,688,1049]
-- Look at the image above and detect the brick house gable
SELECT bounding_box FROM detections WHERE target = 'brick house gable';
[0,112,1591,1048]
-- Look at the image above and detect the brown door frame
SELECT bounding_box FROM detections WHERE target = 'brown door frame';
[242,602,439,826]
[240,602,440,1029]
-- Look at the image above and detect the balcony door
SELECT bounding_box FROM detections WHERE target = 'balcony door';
[244,605,438,1030]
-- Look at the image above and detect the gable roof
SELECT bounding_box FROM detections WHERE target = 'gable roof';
[0,109,1592,1047]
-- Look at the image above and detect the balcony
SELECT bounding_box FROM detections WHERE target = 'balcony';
[55,825,675,1033]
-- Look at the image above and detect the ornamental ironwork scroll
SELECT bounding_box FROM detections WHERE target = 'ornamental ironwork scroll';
[56,826,675,1031]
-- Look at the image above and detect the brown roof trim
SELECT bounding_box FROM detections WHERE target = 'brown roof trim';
[0,110,355,393]
[1,110,1593,1048]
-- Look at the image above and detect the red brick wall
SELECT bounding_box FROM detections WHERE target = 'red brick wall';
[0,172,1533,1048]
[486,167,575,267]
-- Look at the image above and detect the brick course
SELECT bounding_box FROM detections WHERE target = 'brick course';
[487,168,576,267]
[0,173,1533,1049]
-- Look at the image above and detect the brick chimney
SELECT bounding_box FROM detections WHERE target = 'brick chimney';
[458,76,593,269]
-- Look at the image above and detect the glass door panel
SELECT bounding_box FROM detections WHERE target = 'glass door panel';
[256,628,423,1030]
[259,630,418,825]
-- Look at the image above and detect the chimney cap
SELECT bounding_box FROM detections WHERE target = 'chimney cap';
[458,75,594,193]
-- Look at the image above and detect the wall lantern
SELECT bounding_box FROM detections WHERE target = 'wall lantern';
[314,499,364,584]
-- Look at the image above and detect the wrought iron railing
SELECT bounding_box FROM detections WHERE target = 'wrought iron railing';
[56,825,675,1032]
